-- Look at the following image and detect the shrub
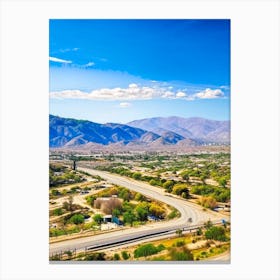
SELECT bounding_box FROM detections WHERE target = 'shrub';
[205,226,228,241]
[64,250,72,257]
[132,172,142,180]
[51,189,60,196]
[149,202,165,218]
[121,251,130,260]
[149,179,157,186]
[172,184,190,198]
[196,227,203,236]
[199,196,217,210]
[119,188,131,201]
[162,180,174,190]
[93,214,103,225]
[86,195,96,206]
[52,208,63,216]
[191,185,230,202]
[167,210,178,219]
[134,244,165,258]
[135,193,144,201]
[84,252,106,261]
[69,214,84,225]
[123,210,137,226]
[135,202,149,221]
[169,247,193,261]
[113,253,120,260]
[174,240,185,247]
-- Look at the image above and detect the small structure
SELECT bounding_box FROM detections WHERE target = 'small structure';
[80,190,89,195]
[147,215,159,221]
[112,216,123,226]
[103,215,112,223]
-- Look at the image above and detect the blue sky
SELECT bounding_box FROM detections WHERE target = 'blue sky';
[49,19,230,123]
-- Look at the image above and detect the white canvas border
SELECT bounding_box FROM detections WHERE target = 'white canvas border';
[0,0,279,279]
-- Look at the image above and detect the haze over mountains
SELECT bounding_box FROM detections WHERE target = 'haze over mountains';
[128,116,230,144]
[50,115,230,148]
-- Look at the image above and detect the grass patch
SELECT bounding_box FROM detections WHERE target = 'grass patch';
[192,243,230,259]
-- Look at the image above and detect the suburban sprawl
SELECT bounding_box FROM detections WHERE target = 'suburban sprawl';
[49,148,230,261]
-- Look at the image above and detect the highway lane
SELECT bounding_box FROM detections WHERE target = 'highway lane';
[49,167,227,255]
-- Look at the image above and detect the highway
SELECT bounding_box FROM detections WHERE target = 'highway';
[49,167,227,256]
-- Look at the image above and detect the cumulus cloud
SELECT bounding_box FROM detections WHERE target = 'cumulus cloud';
[193,88,224,99]
[83,62,95,67]
[50,84,224,101]
[119,102,131,108]
[176,91,186,97]
[49,56,72,64]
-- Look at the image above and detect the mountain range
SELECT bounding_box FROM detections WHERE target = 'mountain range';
[49,115,230,148]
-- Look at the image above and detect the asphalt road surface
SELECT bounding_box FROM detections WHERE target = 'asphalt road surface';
[49,167,227,255]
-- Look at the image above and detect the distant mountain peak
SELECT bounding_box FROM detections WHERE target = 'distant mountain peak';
[127,116,230,144]
[49,115,230,148]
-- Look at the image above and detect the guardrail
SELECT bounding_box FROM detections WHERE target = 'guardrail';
[50,220,228,260]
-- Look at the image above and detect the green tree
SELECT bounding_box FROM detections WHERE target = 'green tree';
[121,251,130,260]
[162,180,174,190]
[218,178,227,187]
[69,214,84,225]
[132,172,142,180]
[53,208,63,216]
[169,247,193,261]
[199,196,217,209]
[182,174,190,183]
[205,226,227,241]
[113,253,120,260]
[135,204,148,221]
[134,244,165,258]
[119,188,131,201]
[181,192,188,199]
[51,189,60,196]
[61,189,68,196]
[134,192,144,201]
[167,209,178,219]
[149,179,157,186]
[123,210,136,226]
[172,184,190,198]
[86,195,96,206]
[149,202,165,218]
[112,208,121,218]
[93,214,103,225]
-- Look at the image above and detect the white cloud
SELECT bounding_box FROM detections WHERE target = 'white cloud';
[49,56,72,64]
[119,102,131,108]
[128,83,138,88]
[59,47,79,53]
[176,92,186,97]
[84,62,95,67]
[220,85,230,90]
[193,88,224,99]
[50,84,224,101]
